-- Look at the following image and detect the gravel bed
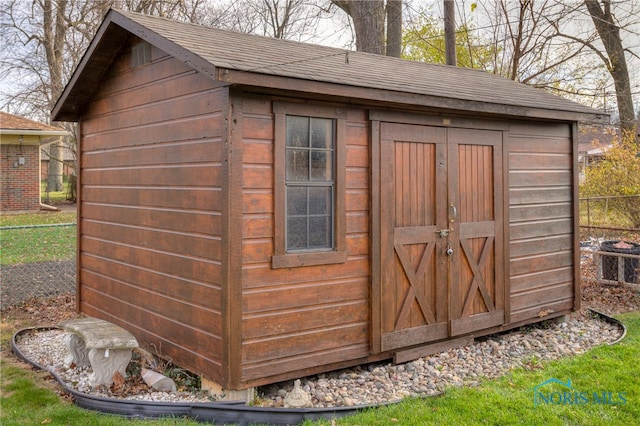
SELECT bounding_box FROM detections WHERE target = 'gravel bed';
[14,310,622,408]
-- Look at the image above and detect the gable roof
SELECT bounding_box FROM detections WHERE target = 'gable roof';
[53,9,608,124]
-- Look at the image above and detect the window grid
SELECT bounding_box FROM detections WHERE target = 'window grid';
[285,116,335,252]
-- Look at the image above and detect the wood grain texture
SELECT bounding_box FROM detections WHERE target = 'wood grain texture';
[78,42,226,386]
[379,122,448,351]
[448,128,504,336]
[507,124,576,321]
[240,99,370,381]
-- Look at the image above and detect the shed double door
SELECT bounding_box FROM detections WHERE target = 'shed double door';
[378,122,504,352]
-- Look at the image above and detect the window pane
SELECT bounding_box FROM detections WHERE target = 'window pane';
[284,114,336,253]
[286,149,309,180]
[308,187,331,215]
[311,118,334,149]
[308,216,331,248]
[287,116,309,147]
[310,151,332,181]
[287,186,308,215]
[287,217,308,249]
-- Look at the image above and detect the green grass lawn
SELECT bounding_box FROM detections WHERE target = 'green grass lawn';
[1,312,638,425]
[0,361,202,426]
[41,180,74,204]
[312,311,640,426]
[0,211,76,265]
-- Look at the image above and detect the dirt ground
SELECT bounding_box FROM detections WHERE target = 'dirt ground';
[2,293,79,330]
[581,279,640,315]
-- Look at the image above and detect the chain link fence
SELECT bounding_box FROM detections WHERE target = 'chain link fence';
[1,215,638,311]
[1,259,76,307]
[1,223,76,309]
[579,195,640,286]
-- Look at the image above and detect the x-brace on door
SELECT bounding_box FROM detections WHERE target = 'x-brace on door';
[377,122,504,353]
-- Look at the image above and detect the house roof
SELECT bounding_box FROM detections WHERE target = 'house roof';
[1,112,67,134]
[53,9,608,124]
[0,112,68,145]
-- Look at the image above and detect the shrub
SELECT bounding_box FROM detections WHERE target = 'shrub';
[580,130,640,228]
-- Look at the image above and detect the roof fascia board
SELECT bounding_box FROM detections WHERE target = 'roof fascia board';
[109,11,218,81]
[0,129,68,136]
[52,10,122,122]
[218,69,608,124]
[53,9,222,122]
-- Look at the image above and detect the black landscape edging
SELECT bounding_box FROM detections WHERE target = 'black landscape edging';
[11,327,384,425]
[587,308,627,345]
[12,312,625,425]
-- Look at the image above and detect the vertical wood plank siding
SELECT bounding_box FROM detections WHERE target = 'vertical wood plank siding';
[508,122,575,322]
[240,100,370,384]
[78,44,226,383]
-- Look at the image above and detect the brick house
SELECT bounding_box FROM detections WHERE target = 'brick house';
[1,112,68,212]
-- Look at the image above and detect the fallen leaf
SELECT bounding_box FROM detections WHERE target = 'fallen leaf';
[113,371,125,387]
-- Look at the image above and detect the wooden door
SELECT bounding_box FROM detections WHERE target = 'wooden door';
[448,128,504,336]
[378,123,504,352]
[379,123,449,351]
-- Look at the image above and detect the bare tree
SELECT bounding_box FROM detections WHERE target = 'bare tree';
[583,0,636,136]
[471,0,638,133]
[43,0,72,192]
[465,1,608,115]
[332,0,386,54]
[476,1,581,83]
[1,0,107,191]
[0,0,210,193]
[196,0,335,43]
[386,0,402,57]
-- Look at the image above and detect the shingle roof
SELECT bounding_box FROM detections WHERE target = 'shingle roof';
[53,9,608,123]
[0,112,63,132]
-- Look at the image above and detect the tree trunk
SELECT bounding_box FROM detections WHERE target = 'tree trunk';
[444,0,456,65]
[46,142,64,193]
[584,0,635,137]
[44,0,68,192]
[386,0,402,58]
[333,0,385,54]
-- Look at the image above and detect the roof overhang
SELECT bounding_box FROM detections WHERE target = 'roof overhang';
[0,129,68,137]
[52,10,219,122]
[0,129,68,146]
[53,9,609,126]
[218,68,608,124]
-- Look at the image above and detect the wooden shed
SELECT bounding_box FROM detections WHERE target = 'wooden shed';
[53,9,607,392]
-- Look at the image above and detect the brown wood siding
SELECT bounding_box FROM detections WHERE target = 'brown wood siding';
[78,43,227,384]
[239,99,370,386]
[507,122,575,323]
